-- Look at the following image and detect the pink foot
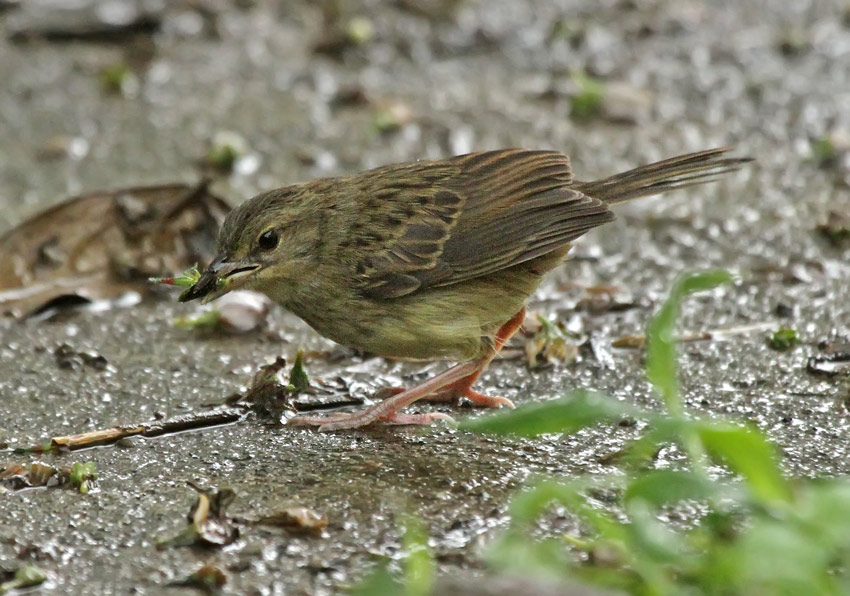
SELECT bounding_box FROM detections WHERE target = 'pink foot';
[464,390,515,409]
[383,411,456,425]
[286,359,484,432]
[287,405,455,432]
[426,379,515,408]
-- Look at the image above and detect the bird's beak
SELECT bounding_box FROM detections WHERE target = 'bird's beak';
[178,253,260,304]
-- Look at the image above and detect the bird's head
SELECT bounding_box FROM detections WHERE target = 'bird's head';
[180,187,320,304]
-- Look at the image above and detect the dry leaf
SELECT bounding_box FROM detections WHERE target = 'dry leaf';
[257,506,328,536]
[0,182,228,317]
[157,484,239,549]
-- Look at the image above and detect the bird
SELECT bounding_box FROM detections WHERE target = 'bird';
[180,147,751,431]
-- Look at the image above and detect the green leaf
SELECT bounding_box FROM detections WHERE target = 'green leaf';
[174,309,222,330]
[0,565,47,595]
[718,518,834,594]
[509,479,589,524]
[69,461,97,493]
[348,567,400,596]
[401,517,433,596]
[149,265,201,287]
[507,478,632,550]
[646,269,733,415]
[348,516,435,596]
[768,327,799,351]
[626,500,689,566]
[811,136,838,165]
[625,469,715,506]
[570,70,605,120]
[795,480,850,546]
[602,417,694,469]
[460,390,643,437]
[288,349,310,393]
[486,529,573,581]
[696,424,791,504]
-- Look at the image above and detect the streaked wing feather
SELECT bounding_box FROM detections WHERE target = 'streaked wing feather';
[356,150,613,300]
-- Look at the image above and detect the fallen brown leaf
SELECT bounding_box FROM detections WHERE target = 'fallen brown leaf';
[256,506,328,536]
[0,182,228,317]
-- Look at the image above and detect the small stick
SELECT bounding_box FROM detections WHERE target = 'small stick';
[3,407,246,453]
[612,322,778,349]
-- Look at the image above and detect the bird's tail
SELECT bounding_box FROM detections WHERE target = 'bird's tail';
[572,147,753,205]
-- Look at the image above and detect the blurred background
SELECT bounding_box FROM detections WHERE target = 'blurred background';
[2,0,847,227]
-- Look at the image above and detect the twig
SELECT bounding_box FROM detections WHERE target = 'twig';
[612,322,777,349]
[3,407,247,454]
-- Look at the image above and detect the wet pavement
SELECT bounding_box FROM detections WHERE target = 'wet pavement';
[1,0,849,594]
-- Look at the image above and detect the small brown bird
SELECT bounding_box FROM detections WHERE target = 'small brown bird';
[181,148,750,431]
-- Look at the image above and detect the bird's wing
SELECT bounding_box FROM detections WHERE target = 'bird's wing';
[351,149,614,300]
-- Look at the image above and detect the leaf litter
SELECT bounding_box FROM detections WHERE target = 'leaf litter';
[0,182,228,318]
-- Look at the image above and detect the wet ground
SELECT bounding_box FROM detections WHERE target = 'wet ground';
[1,0,849,594]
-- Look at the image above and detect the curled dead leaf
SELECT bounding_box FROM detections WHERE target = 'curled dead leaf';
[169,564,227,594]
[157,484,239,549]
[525,314,581,369]
[0,461,96,492]
[257,506,328,536]
[0,182,229,318]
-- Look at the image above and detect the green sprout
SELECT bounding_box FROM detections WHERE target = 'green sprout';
[373,102,414,134]
[769,327,800,351]
[0,565,47,594]
[171,565,227,592]
[349,515,434,596]
[207,145,239,172]
[69,461,97,494]
[174,309,222,330]
[288,350,310,393]
[456,271,850,596]
[811,136,838,166]
[816,212,850,248]
[570,70,605,121]
[206,131,249,173]
[99,63,137,95]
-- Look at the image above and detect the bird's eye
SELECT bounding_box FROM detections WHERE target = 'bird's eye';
[258,229,279,251]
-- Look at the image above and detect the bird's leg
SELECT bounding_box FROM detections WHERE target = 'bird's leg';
[287,308,526,432]
[287,358,482,431]
[425,307,525,408]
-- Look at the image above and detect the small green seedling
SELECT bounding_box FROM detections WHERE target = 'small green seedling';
[288,350,310,393]
[69,461,97,494]
[455,270,850,596]
[570,70,605,120]
[811,136,837,165]
[174,309,222,330]
[206,131,249,173]
[99,63,137,95]
[0,565,47,594]
[769,327,800,351]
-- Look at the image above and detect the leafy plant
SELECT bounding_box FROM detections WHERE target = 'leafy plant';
[460,270,850,595]
[354,270,850,595]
